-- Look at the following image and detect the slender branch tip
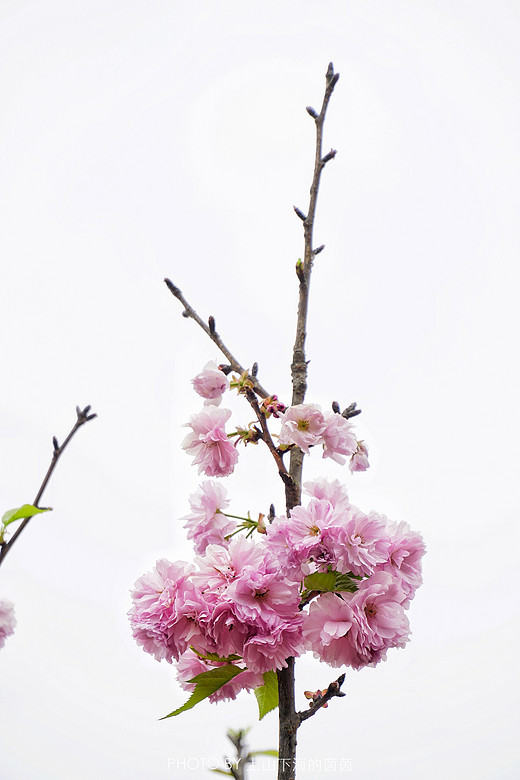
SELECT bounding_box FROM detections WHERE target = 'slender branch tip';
[164,278,181,296]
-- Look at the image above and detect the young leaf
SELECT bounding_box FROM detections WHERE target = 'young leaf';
[333,573,359,593]
[254,670,279,720]
[303,571,336,592]
[250,749,279,758]
[190,647,242,663]
[2,504,51,528]
[160,664,243,719]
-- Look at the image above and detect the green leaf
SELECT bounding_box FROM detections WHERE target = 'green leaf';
[333,573,359,593]
[1,504,51,528]
[303,571,337,592]
[250,749,278,758]
[190,647,242,664]
[254,670,279,720]
[303,570,359,596]
[160,664,244,719]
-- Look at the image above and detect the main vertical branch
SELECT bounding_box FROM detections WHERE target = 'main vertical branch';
[278,63,339,780]
[288,61,339,506]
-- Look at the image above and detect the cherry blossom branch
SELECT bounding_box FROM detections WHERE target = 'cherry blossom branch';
[0,405,97,567]
[164,278,298,492]
[279,62,339,780]
[245,389,293,482]
[297,673,346,724]
[164,279,269,399]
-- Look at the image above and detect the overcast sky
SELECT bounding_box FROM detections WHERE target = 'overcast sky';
[1,1,519,778]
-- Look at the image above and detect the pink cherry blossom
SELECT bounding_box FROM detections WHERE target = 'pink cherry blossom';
[128,558,197,662]
[227,566,301,623]
[278,403,327,454]
[348,571,410,662]
[349,440,370,472]
[0,598,16,650]
[377,521,426,607]
[208,599,253,657]
[194,536,267,592]
[303,591,362,668]
[333,507,391,577]
[182,406,238,477]
[182,480,235,554]
[192,361,229,405]
[304,477,350,511]
[263,515,313,583]
[321,413,357,464]
[303,572,409,670]
[243,614,306,674]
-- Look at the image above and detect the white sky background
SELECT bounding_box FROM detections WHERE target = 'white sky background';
[1,1,519,778]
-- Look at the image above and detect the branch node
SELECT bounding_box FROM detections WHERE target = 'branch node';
[182,309,189,318]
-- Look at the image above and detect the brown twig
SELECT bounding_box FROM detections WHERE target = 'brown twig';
[245,390,295,487]
[0,405,97,566]
[297,674,346,724]
[164,279,270,399]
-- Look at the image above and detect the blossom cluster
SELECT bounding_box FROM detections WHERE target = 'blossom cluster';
[130,483,425,700]
[182,363,369,477]
[129,363,425,705]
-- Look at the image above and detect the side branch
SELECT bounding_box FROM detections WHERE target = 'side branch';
[245,390,295,489]
[297,673,346,724]
[164,279,269,399]
[0,405,97,566]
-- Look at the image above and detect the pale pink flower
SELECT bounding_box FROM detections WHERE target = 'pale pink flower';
[377,521,426,607]
[266,498,345,579]
[334,508,391,577]
[0,599,16,650]
[303,591,362,668]
[264,515,313,583]
[243,614,306,673]
[278,403,327,454]
[194,537,266,592]
[227,566,301,623]
[129,559,197,662]
[322,413,357,464]
[303,572,409,670]
[304,478,350,511]
[182,481,235,554]
[348,571,410,662]
[182,406,238,477]
[349,440,370,472]
[192,361,229,405]
[208,599,253,657]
